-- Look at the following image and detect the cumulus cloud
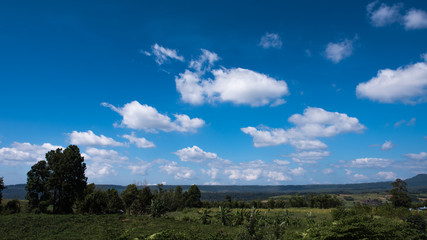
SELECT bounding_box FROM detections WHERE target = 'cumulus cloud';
[325,38,355,63]
[377,171,396,180]
[344,157,394,168]
[69,130,123,147]
[290,167,306,176]
[128,161,152,175]
[404,152,427,161]
[352,173,369,181]
[175,50,289,107]
[242,107,365,163]
[322,168,334,174]
[159,161,196,179]
[259,33,282,49]
[174,146,219,163]
[144,43,184,65]
[0,142,62,166]
[290,151,330,164]
[223,160,292,182]
[79,147,128,179]
[367,1,402,27]
[176,68,289,107]
[381,140,394,151]
[273,159,291,165]
[404,9,427,30]
[122,132,155,148]
[102,101,205,133]
[356,60,427,104]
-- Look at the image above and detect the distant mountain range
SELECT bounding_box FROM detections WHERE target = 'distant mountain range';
[3,174,427,201]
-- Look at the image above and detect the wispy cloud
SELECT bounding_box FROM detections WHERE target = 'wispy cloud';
[325,38,355,63]
[143,43,184,65]
[259,33,282,49]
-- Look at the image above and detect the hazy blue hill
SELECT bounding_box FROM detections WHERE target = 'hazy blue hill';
[3,174,427,201]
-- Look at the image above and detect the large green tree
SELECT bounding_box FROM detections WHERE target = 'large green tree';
[25,160,51,212]
[47,145,87,213]
[26,145,87,214]
[390,178,411,208]
[185,184,202,208]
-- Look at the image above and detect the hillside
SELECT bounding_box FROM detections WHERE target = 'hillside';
[3,174,427,201]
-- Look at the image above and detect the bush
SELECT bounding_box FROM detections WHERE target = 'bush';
[5,199,21,214]
[406,214,426,232]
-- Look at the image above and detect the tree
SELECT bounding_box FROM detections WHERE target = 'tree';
[121,184,139,214]
[185,184,202,208]
[390,178,411,208]
[0,177,5,205]
[47,145,87,214]
[81,189,108,214]
[25,161,51,213]
[106,188,124,214]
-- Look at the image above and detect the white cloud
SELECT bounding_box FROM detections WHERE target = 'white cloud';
[86,162,116,179]
[273,159,291,165]
[84,147,128,163]
[404,152,427,161]
[325,38,354,63]
[189,49,220,73]
[367,2,402,27]
[394,118,416,127]
[174,146,218,163]
[290,151,330,164]
[242,107,365,159]
[122,132,155,148]
[322,168,334,174]
[146,43,184,65]
[381,140,394,151]
[353,173,369,180]
[128,161,152,175]
[404,9,427,30]
[345,169,353,175]
[357,61,427,104]
[202,167,220,179]
[224,168,263,181]
[102,101,205,133]
[159,161,196,179]
[69,130,123,147]
[259,33,282,49]
[346,157,393,168]
[176,67,289,107]
[0,142,62,166]
[290,167,306,176]
[377,171,396,180]
[265,170,291,181]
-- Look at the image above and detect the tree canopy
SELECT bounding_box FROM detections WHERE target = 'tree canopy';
[26,145,87,214]
[390,178,411,208]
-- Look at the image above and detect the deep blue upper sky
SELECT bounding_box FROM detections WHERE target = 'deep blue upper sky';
[1,0,426,185]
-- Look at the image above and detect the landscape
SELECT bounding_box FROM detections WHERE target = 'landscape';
[1,0,427,239]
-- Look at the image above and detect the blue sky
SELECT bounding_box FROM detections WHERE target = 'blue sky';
[1,0,427,185]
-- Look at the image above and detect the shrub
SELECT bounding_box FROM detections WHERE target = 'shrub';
[5,199,21,214]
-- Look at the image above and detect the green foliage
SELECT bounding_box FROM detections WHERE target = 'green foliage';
[121,184,139,214]
[25,160,51,213]
[106,188,125,214]
[216,206,232,226]
[406,214,426,232]
[4,199,21,214]
[185,184,202,208]
[81,189,108,214]
[199,208,212,224]
[390,178,411,208]
[0,177,5,204]
[143,230,191,240]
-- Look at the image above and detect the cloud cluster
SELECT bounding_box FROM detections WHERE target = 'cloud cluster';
[376,171,396,180]
[242,107,365,163]
[69,130,123,147]
[84,147,128,179]
[176,50,289,107]
[159,161,196,179]
[102,101,205,133]
[144,43,185,65]
[259,33,282,49]
[357,60,427,104]
[367,2,427,30]
[325,38,354,63]
[0,142,63,166]
[342,157,394,168]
